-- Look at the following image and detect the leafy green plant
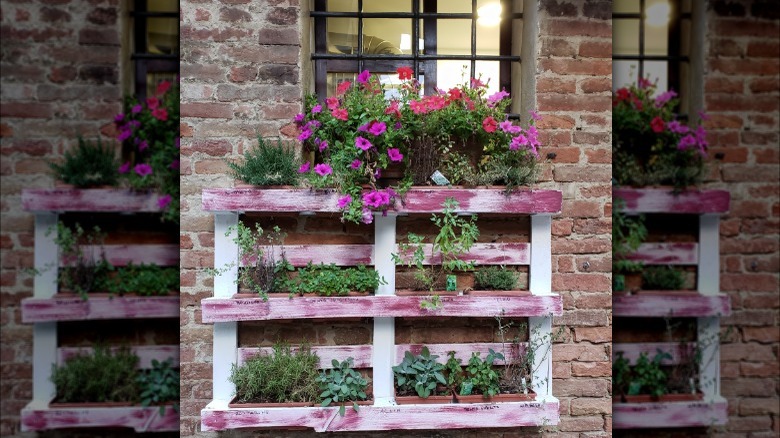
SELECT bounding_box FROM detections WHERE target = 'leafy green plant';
[49,222,114,300]
[470,150,539,192]
[444,351,464,394]
[51,345,139,403]
[111,263,179,296]
[612,197,647,279]
[228,136,301,186]
[612,352,632,399]
[137,358,179,414]
[460,349,504,398]
[628,351,672,398]
[642,265,685,290]
[229,343,320,404]
[283,263,384,296]
[49,137,120,188]
[393,347,447,398]
[474,266,518,290]
[316,357,369,416]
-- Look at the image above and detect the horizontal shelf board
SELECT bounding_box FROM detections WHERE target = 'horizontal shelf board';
[613,398,728,428]
[58,345,180,369]
[203,188,562,214]
[628,243,698,265]
[21,295,179,323]
[613,342,696,366]
[613,293,731,317]
[68,244,179,267]
[614,188,730,214]
[201,400,559,432]
[201,294,562,322]
[21,403,178,432]
[238,343,527,368]
[250,242,529,267]
[22,189,166,213]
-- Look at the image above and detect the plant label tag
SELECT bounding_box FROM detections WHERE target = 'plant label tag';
[430,170,450,186]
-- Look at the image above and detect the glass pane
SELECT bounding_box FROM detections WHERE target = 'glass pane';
[327,0,357,12]
[327,18,359,54]
[613,60,639,90]
[437,19,471,55]
[435,0,472,13]
[644,20,669,56]
[614,0,640,14]
[326,72,358,97]
[147,17,178,54]
[363,0,411,13]
[644,60,669,92]
[476,0,501,55]
[362,19,410,55]
[477,0,503,28]
[436,60,471,90]
[147,72,177,97]
[475,61,500,95]
[613,18,639,56]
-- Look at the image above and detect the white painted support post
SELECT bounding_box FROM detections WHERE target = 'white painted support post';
[212,212,239,405]
[372,213,396,406]
[698,214,721,399]
[529,214,553,398]
[32,213,58,407]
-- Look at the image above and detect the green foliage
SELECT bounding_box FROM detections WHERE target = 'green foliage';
[283,263,385,296]
[228,136,301,186]
[642,265,685,290]
[460,349,504,398]
[49,222,114,300]
[628,351,671,397]
[137,359,179,414]
[612,352,632,398]
[49,137,120,188]
[229,343,320,404]
[392,347,447,398]
[612,198,647,275]
[111,263,179,296]
[474,266,518,290]
[444,351,464,393]
[316,357,369,416]
[51,345,139,403]
[470,150,539,192]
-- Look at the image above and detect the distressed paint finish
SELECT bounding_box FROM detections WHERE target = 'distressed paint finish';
[613,342,696,365]
[21,404,179,432]
[202,188,563,214]
[22,189,165,213]
[200,294,563,322]
[58,345,179,369]
[21,295,180,323]
[613,398,728,428]
[613,293,731,317]
[67,244,179,267]
[628,243,698,265]
[253,243,530,267]
[201,400,560,432]
[613,188,730,214]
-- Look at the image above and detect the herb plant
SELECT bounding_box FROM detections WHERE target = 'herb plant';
[612,197,647,291]
[393,347,447,398]
[316,357,369,416]
[49,222,113,300]
[444,351,464,394]
[474,266,518,290]
[283,263,384,296]
[642,265,685,290]
[628,351,672,398]
[49,137,120,188]
[612,352,632,399]
[460,349,504,398]
[228,136,301,186]
[137,358,179,414]
[229,343,320,404]
[51,345,139,403]
[111,263,179,296]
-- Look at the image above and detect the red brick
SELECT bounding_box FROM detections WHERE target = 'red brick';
[558,416,605,432]
[706,95,778,112]
[715,19,780,38]
[547,19,611,38]
[538,95,611,112]
[579,77,611,93]
[538,58,611,77]
[570,397,611,415]
[541,38,577,57]
[181,102,234,119]
[219,7,252,22]
[180,25,253,43]
[181,64,226,82]
[553,273,610,292]
[754,148,780,164]
[578,41,611,58]
[553,165,611,182]
[195,9,211,21]
[194,159,230,174]
[537,114,575,129]
[554,378,609,397]
[747,40,780,58]
[743,327,780,343]
[229,66,258,83]
[750,77,780,93]
[259,28,300,45]
[0,103,53,118]
[573,327,610,343]
[537,77,577,94]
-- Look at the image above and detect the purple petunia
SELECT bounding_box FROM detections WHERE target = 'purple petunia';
[298,162,310,173]
[337,194,352,209]
[118,162,131,174]
[368,121,387,136]
[361,208,374,224]
[311,104,322,114]
[158,194,172,209]
[314,163,332,176]
[387,148,403,162]
[654,90,677,107]
[509,134,528,151]
[487,90,510,105]
[117,127,133,142]
[355,137,372,151]
[132,104,143,114]
[114,113,125,123]
[350,159,362,170]
[138,140,148,152]
[357,69,370,84]
[298,128,312,142]
[499,120,521,134]
[362,190,391,209]
[678,134,697,151]
[667,120,689,134]
[134,163,153,177]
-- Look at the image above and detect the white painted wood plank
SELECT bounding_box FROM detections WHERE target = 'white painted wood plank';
[213,212,239,403]
[530,215,552,295]
[21,296,180,322]
[613,293,731,317]
[32,212,58,404]
[22,188,166,213]
[629,243,698,265]
[58,345,180,369]
[373,214,396,405]
[613,188,730,214]
[613,397,728,428]
[21,404,179,432]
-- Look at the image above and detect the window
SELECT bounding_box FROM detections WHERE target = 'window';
[613,0,692,113]
[129,0,179,100]
[311,0,522,101]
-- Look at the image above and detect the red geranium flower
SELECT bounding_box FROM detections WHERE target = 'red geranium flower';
[336,80,351,95]
[482,116,498,133]
[397,66,413,80]
[650,116,665,133]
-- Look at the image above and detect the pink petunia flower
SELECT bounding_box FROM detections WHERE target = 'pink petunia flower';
[362,190,391,208]
[355,137,372,151]
[654,90,677,107]
[156,81,172,96]
[298,162,310,173]
[368,121,387,136]
[114,113,125,123]
[350,159,362,170]
[499,120,521,134]
[332,108,348,121]
[510,134,528,151]
[482,116,498,133]
[667,120,689,134]
[117,127,133,142]
[336,80,351,95]
[134,163,153,177]
[152,107,168,121]
[118,162,131,174]
[311,104,322,114]
[314,163,332,176]
[326,97,340,110]
[530,110,542,121]
[298,128,312,142]
[361,208,374,224]
[158,194,172,209]
[337,194,352,209]
[169,159,179,170]
[146,97,160,110]
[487,90,510,105]
[650,116,665,133]
[357,69,370,84]
[387,148,403,162]
[678,134,697,151]
[397,66,413,80]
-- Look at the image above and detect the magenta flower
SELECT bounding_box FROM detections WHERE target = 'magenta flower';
[368,121,387,136]
[654,90,677,107]
[298,162,310,173]
[667,120,689,134]
[361,208,374,224]
[117,127,132,142]
[678,134,697,151]
[350,159,362,170]
[357,69,370,84]
[158,194,172,209]
[362,190,391,208]
[355,137,372,151]
[138,140,148,152]
[529,110,542,121]
[314,163,332,176]
[114,113,125,123]
[311,104,322,114]
[487,90,510,105]
[134,163,153,177]
[510,134,528,151]
[337,194,352,209]
[387,148,403,162]
[315,138,329,152]
[118,162,131,174]
[132,104,143,114]
[358,122,370,132]
[298,128,312,141]
[169,159,179,170]
[499,120,521,134]
[294,113,305,125]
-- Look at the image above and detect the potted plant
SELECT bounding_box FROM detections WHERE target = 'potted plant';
[227,136,302,188]
[316,357,371,416]
[137,358,180,414]
[612,198,647,294]
[641,265,687,292]
[228,343,320,407]
[393,347,454,404]
[612,350,703,403]
[50,345,140,407]
[281,262,384,297]
[48,137,120,189]
[48,222,113,300]
[467,265,523,296]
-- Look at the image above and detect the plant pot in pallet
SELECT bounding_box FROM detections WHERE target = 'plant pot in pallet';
[454,391,536,403]
[227,398,315,408]
[49,401,136,408]
[465,290,531,297]
[395,290,460,297]
[616,392,704,403]
[394,387,454,405]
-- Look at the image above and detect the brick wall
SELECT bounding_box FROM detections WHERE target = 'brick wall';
[0,1,124,435]
[180,0,612,436]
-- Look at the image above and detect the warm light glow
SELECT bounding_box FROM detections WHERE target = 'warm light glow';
[477,3,502,27]
[399,34,424,53]
[646,1,671,27]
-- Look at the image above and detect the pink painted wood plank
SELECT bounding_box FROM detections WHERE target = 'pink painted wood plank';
[202,188,563,214]
[58,345,180,369]
[21,404,179,432]
[395,343,527,365]
[201,401,559,432]
[612,342,696,366]
[21,295,179,323]
[614,188,730,214]
[252,243,529,267]
[613,293,731,317]
[22,189,165,213]
[69,244,179,267]
[613,399,728,428]
[201,294,562,322]
[238,345,373,368]
[628,243,698,265]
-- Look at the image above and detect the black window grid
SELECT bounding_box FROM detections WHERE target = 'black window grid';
[130,1,179,100]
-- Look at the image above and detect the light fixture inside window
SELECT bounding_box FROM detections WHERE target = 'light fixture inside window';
[645,1,671,27]
[477,3,502,27]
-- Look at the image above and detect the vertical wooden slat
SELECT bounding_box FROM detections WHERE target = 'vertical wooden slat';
[213,212,238,402]
[373,213,396,405]
[32,212,58,406]
[530,214,553,398]
[698,214,721,398]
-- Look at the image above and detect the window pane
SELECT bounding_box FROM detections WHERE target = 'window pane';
[644,60,669,91]
[435,0,472,13]
[475,61,501,94]
[363,0,411,13]
[327,0,358,12]
[327,18,359,54]
[147,72,177,97]
[436,60,470,90]
[147,18,178,55]
[613,60,639,90]
[362,19,411,55]
[614,0,640,14]
[613,19,639,56]
[437,19,471,55]
[476,1,501,56]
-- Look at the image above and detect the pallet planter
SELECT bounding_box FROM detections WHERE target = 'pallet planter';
[201,187,562,431]
[613,188,730,429]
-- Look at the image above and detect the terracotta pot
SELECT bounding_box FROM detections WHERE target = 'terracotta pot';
[228,397,314,408]
[49,400,136,408]
[615,392,704,403]
[233,184,300,189]
[233,291,371,299]
[465,290,531,297]
[454,391,536,403]
[395,394,455,405]
[395,290,460,297]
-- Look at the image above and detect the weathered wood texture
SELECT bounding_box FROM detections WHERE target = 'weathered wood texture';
[628,243,698,265]
[201,400,559,432]
[201,294,562,322]
[614,188,730,214]
[58,345,179,369]
[68,244,179,267]
[613,399,728,428]
[21,404,179,432]
[613,293,731,317]
[613,342,696,365]
[22,189,165,213]
[22,295,179,323]
[202,188,563,214]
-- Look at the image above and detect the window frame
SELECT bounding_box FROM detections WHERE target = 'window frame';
[129,1,179,100]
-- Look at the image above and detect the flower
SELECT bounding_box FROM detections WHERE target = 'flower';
[482,116,498,133]
[298,162,310,173]
[361,208,374,224]
[410,99,427,115]
[638,77,653,89]
[134,163,153,177]
[146,97,160,110]
[314,163,332,176]
[131,104,143,114]
[510,134,528,151]
[387,148,403,162]
[138,140,148,152]
[654,90,677,107]
[355,137,372,151]
[337,194,352,209]
[169,159,179,170]
[158,194,172,209]
[294,113,305,124]
[650,116,665,133]
[397,66,413,80]
[114,113,124,123]
[487,90,510,105]
[615,88,630,103]
[311,104,322,113]
[368,121,387,136]
[385,101,401,118]
[117,127,133,142]
[332,108,348,121]
[530,110,542,121]
[357,69,370,84]
[362,190,391,208]
[118,162,131,174]
[499,120,521,134]
[315,138,329,152]
[326,97,340,110]
[152,107,168,121]
[156,81,172,96]
[336,80,351,94]
[298,128,312,141]
[350,159,362,169]
[667,120,689,134]
[678,134,697,151]
[470,77,485,89]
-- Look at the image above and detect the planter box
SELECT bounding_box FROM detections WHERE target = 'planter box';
[615,392,704,403]
[21,402,178,432]
[454,391,536,403]
[465,290,531,297]
[22,294,180,322]
[228,398,314,408]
